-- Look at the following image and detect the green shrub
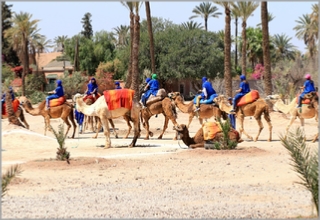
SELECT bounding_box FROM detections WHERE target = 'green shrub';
[50,123,70,164]
[2,164,23,200]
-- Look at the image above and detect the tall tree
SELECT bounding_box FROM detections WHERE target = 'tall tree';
[54,35,68,52]
[145,2,156,74]
[256,12,275,27]
[272,34,296,61]
[214,2,232,97]
[261,2,272,96]
[189,2,222,31]
[180,21,203,30]
[231,8,240,71]
[1,2,19,66]
[81,12,93,39]
[4,12,40,96]
[112,25,129,48]
[231,1,259,76]
[121,2,135,89]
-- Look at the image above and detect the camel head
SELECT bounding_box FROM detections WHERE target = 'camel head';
[173,124,185,133]
[214,95,230,106]
[168,92,180,100]
[18,96,30,106]
[73,93,84,103]
[265,94,281,101]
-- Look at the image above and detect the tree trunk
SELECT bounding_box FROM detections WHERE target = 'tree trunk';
[224,6,232,97]
[145,2,156,74]
[261,2,272,95]
[125,12,135,89]
[74,37,80,72]
[235,17,238,70]
[204,17,208,31]
[131,13,140,101]
[241,21,247,76]
[22,37,29,96]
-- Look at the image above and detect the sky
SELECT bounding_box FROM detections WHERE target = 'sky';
[8,1,317,53]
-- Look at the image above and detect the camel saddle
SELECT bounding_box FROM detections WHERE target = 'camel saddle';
[83,93,101,103]
[236,90,260,107]
[103,89,135,110]
[202,122,222,141]
[2,99,20,116]
[296,92,318,105]
[193,93,218,105]
[146,88,167,105]
[49,96,66,107]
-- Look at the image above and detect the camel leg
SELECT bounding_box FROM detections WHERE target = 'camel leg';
[299,117,306,141]
[187,114,194,128]
[101,117,111,148]
[143,116,151,140]
[263,112,273,142]
[285,116,297,138]
[190,143,205,148]
[18,110,29,129]
[108,118,119,138]
[123,115,132,139]
[92,118,101,139]
[61,115,72,139]
[253,118,263,142]
[158,115,169,139]
[68,110,77,139]
[312,132,318,143]
[237,115,253,141]
[129,107,141,148]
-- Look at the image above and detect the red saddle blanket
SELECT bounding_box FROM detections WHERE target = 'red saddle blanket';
[49,96,66,107]
[237,90,260,107]
[103,89,135,110]
[83,93,101,103]
[202,122,222,141]
[2,99,20,116]
[295,93,316,104]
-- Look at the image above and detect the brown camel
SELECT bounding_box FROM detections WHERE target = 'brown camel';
[168,92,227,128]
[19,96,76,138]
[266,94,318,142]
[2,97,29,129]
[173,124,241,148]
[214,95,272,142]
[140,96,180,140]
[3,92,29,128]
[73,92,141,148]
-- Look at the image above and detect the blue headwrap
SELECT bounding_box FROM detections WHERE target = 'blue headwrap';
[146,78,151,83]
[240,75,246,81]
[202,77,207,84]
[115,81,120,85]
[56,79,62,86]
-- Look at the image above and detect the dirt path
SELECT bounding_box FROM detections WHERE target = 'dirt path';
[1,107,318,218]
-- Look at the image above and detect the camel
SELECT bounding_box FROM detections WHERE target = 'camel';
[73,92,141,148]
[19,96,76,138]
[2,101,29,129]
[168,92,227,128]
[173,124,241,148]
[266,94,318,142]
[140,95,180,140]
[214,95,272,142]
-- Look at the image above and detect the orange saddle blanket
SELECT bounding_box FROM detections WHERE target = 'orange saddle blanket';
[49,96,66,107]
[202,122,222,141]
[103,89,135,111]
[2,99,20,116]
[237,90,260,107]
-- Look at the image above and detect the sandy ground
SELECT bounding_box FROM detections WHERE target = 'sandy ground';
[1,103,319,219]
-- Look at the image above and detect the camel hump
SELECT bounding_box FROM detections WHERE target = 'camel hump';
[296,94,312,105]
[146,88,167,104]
[49,96,66,107]
[237,90,260,107]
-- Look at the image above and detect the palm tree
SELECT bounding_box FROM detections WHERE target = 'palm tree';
[231,1,259,76]
[310,4,318,39]
[145,2,156,74]
[54,35,68,52]
[112,25,129,48]
[231,8,240,71]
[189,2,222,31]
[294,13,318,68]
[181,21,203,30]
[4,12,40,96]
[261,2,272,96]
[256,12,275,27]
[214,1,232,97]
[272,34,297,61]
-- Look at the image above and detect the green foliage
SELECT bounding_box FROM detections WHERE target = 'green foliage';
[60,71,87,98]
[81,12,93,39]
[1,65,14,83]
[2,164,22,200]
[50,124,70,164]
[280,128,318,216]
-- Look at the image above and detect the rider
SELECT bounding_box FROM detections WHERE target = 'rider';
[1,86,15,104]
[140,74,159,108]
[84,77,98,100]
[46,79,64,110]
[115,81,122,90]
[230,74,250,113]
[228,97,236,129]
[194,77,216,112]
[297,73,316,108]
[74,103,85,133]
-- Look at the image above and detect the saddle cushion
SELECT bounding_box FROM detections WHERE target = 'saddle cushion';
[193,93,218,104]
[83,93,101,103]
[49,96,66,107]
[2,99,20,116]
[103,89,135,110]
[202,122,222,141]
[237,90,260,107]
[146,89,167,104]
[296,94,311,104]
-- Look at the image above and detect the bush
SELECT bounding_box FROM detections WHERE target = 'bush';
[1,65,15,83]
[50,123,70,164]
[60,71,87,98]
